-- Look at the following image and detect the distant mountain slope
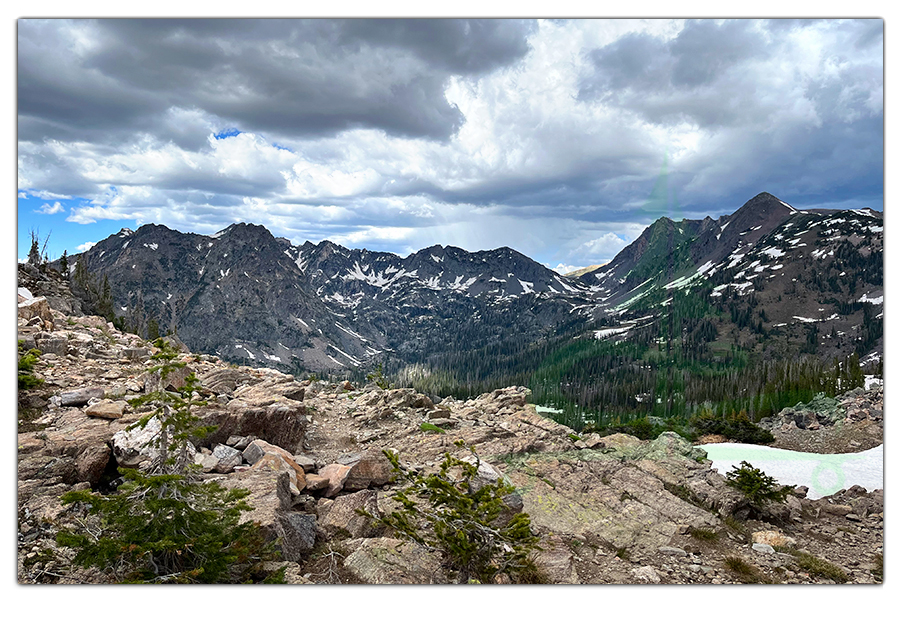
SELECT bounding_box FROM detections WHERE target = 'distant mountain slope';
[67,192,882,376]
[71,223,594,372]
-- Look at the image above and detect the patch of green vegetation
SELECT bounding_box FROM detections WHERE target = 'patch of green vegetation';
[722,516,751,542]
[724,555,770,583]
[18,341,44,391]
[786,549,849,583]
[57,471,284,583]
[688,409,775,445]
[689,527,719,542]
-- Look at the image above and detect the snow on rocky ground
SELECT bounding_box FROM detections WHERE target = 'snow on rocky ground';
[700,443,883,500]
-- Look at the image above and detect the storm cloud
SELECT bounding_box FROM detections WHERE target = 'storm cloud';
[17,18,883,268]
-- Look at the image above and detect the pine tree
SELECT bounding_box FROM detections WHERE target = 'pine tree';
[27,230,42,267]
[56,340,284,583]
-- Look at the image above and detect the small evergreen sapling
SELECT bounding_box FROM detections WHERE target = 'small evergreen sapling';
[126,339,215,474]
[363,442,542,584]
[725,461,794,507]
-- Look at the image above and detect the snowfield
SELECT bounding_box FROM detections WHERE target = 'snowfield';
[699,443,883,500]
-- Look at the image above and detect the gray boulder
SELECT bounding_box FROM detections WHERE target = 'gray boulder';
[276,512,317,561]
[59,387,105,407]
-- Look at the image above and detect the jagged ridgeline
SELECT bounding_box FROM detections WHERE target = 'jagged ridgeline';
[60,193,882,430]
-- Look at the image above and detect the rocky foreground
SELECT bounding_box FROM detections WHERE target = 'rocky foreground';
[17,271,884,584]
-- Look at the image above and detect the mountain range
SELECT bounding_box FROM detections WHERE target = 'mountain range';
[66,192,883,383]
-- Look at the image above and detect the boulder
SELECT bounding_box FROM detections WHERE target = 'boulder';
[342,538,448,584]
[150,365,194,392]
[319,463,352,497]
[631,565,662,583]
[193,452,219,473]
[317,490,381,540]
[59,387,105,407]
[197,398,308,454]
[198,367,256,395]
[276,512,317,561]
[751,530,796,549]
[111,416,197,469]
[123,348,150,361]
[216,466,293,544]
[532,537,580,584]
[343,448,396,491]
[232,377,307,403]
[85,400,127,420]
[250,452,307,495]
[292,454,317,472]
[18,297,53,323]
[462,457,506,492]
[225,435,255,451]
[17,455,78,485]
[242,439,290,466]
[212,444,243,473]
[304,474,330,491]
[658,546,688,557]
[33,334,68,356]
[75,444,111,485]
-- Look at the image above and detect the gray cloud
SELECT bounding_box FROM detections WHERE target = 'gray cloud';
[18,19,533,146]
[17,19,883,268]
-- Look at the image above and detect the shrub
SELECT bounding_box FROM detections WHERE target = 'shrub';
[18,341,44,391]
[364,442,541,584]
[689,409,775,444]
[615,416,655,440]
[366,363,392,390]
[725,461,794,507]
[57,470,282,583]
[871,553,883,581]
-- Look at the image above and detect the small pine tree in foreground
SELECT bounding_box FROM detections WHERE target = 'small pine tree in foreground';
[57,339,283,583]
[364,442,543,584]
[57,471,283,583]
[125,339,216,474]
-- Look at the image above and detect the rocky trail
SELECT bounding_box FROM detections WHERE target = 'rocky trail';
[17,264,884,584]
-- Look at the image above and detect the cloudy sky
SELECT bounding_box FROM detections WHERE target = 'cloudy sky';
[17,18,883,272]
